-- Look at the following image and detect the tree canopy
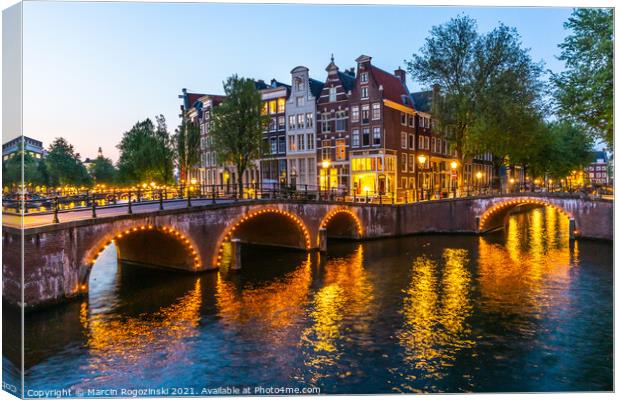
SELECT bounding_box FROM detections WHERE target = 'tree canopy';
[552,8,613,147]
[117,115,175,185]
[45,137,92,187]
[405,15,547,184]
[89,155,117,184]
[209,75,270,193]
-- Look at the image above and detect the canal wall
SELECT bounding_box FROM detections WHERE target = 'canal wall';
[2,195,612,310]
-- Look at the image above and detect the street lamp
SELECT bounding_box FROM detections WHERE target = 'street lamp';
[417,154,427,201]
[475,171,483,194]
[450,160,458,198]
[321,159,331,199]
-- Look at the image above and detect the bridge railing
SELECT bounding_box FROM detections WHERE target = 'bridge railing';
[2,182,608,224]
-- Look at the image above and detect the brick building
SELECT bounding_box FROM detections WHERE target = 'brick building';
[259,79,290,188]
[586,150,610,186]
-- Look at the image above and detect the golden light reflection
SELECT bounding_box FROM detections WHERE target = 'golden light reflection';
[301,245,375,383]
[478,206,571,316]
[397,248,473,387]
[215,254,312,334]
[79,279,202,379]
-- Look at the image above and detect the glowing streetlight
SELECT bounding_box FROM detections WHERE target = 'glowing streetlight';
[190,178,197,185]
[321,159,331,169]
[476,171,483,180]
[509,178,515,184]
[450,160,458,170]
[417,154,427,165]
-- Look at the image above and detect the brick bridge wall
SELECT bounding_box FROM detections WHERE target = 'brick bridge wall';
[2,195,612,309]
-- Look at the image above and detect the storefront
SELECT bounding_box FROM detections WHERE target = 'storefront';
[350,154,396,196]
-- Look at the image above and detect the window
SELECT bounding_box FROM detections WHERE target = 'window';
[401,132,407,149]
[295,77,303,91]
[431,137,436,153]
[401,153,408,172]
[373,127,381,146]
[329,87,337,102]
[321,139,331,160]
[306,113,313,128]
[361,104,370,124]
[261,102,268,115]
[336,139,346,160]
[297,114,304,129]
[269,100,277,114]
[352,129,360,147]
[278,116,286,130]
[269,118,277,131]
[362,128,370,146]
[297,134,305,150]
[335,111,346,132]
[351,106,359,122]
[288,115,296,130]
[307,133,315,150]
[409,134,415,150]
[361,87,369,99]
[409,154,415,172]
[277,98,285,113]
[296,96,305,107]
[424,136,430,150]
[288,135,296,151]
[270,137,277,154]
[401,113,407,125]
[321,113,331,133]
[419,136,424,149]
[372,103,381,120]
[278,136,286,153]
[402,177,408,189]
[360,72,368,83]
[408,115,415,127]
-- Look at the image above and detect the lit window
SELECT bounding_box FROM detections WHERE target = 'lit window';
[269,100,277,114]
[277,98,285,113]
[336,139,346,160]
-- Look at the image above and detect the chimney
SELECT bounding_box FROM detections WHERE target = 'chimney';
[394,67,406,84]
[347,67,355,77]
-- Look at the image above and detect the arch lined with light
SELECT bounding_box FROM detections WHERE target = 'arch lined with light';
[319,207,364,239]
[213,208,312,268]
[87,225,201,271]
[479,198,573,232]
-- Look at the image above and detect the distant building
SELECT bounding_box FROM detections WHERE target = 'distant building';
[2,136,46,161]
[259,79,291,188]
[586,150,609,186]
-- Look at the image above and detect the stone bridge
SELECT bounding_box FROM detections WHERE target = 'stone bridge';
[2,194,612,309]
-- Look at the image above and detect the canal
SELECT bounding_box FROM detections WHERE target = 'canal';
[8,206,613,394]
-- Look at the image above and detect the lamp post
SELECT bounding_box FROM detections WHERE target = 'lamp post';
[321,159,331,200]
[475,171,483,195]
[417,154,427,201]
[450,160,458,198]
[509,177,515,193]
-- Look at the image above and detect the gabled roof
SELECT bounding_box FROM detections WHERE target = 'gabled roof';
[411,91,433,113]
[337,70,355,92]
[370,65,414,108]
[309,78,324,98]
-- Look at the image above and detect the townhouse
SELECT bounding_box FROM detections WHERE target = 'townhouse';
[259,79,290,188]
[285,66,323,189]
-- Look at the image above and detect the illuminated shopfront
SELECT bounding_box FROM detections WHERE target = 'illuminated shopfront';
[351,155,396,196]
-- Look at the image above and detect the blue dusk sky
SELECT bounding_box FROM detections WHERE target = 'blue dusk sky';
[23,2,576,161]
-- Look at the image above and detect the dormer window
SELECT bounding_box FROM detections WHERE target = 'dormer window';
[360,72,368,83]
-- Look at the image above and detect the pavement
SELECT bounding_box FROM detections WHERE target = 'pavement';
[2,199,238,229]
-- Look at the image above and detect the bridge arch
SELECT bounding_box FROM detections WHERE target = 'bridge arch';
[213,207,312,268]
[82,224,201,291]
[319,207,363,240]
[478,197,575,234]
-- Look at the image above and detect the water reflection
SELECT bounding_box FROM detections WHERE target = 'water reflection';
[19,206,612,393]
[396,248,473,391]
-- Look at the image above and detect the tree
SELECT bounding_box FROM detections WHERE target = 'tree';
[174,115,201,184]
[405,16,547,187]
[2,151,46,189]
[552,8,613,147]
[117,116,174,185]
[527,121,594,180]
[89,155,117,184]
[209,75,270,194]
[45,137,92,186]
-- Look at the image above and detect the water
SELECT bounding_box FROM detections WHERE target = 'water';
[12,206,613,394]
